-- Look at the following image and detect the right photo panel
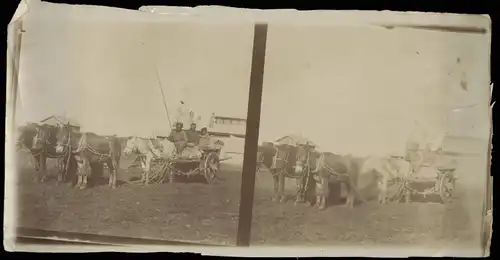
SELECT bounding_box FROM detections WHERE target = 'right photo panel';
[251,20,491,256]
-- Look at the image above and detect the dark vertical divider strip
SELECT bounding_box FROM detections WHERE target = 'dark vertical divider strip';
[236,23,268,247]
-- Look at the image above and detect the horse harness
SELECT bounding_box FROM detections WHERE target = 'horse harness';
[30,128,68,159]
[271,146,315,195]
[61,131,112,162]
[315,153,350,181]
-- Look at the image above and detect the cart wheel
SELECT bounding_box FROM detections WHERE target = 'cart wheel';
[204,152,219,184]
[439,171,455,203]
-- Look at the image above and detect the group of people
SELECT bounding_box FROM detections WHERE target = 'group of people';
[166,122,212,157]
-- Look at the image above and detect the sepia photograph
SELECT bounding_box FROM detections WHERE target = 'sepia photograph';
[252,20,491,255]
[5,1,492,256]
[10,2,255,246]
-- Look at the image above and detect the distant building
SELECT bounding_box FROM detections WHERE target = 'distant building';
[205,115,247,157]
[208,115,246,138]
[40,115,81,132]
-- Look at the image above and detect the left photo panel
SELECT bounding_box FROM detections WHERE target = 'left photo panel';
[10,3,255,246]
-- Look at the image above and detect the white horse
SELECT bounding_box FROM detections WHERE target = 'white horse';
[358,156,413,204]
[123,136,176,185]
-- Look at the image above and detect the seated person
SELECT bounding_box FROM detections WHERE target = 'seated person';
[174,123,202,159]
[185,123,200,146]
[198,127,212,149]
[167,122,188,155]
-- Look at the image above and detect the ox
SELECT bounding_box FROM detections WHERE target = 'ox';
[16,123,69,182]
[123,136,176,186]
[55,125,121,189]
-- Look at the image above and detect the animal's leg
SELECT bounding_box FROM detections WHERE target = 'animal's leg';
[79,157,90,189]
[272,174,279,202]
[318,195,326,210]
[140,159,147,183]
[347,183,356,209]
[81,175,88,190]
[377,176,388,204]
[300,176,307,202]
[112,161,118,189]
[107,159,117,189]
[404,188,411,203]
[323,180,331,209]
[144,157,151,186]
[32,154,40,182]
[39,154,47,182]
[342,182,352,208]
[381,167,394,204]
[75,175,82,189]
[278,172,286,203]
[57,158,63,183]
[33,155,40,171]
[295,177,305,205]
[313,195,319,208]
[58,155,69,183]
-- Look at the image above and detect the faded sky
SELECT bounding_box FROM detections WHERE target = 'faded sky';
[14,3,491,156]
[16,3,254,137]
[260,23,490,156]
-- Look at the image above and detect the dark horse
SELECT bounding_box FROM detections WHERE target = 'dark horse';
[257,142,316,205]
[55,124,121,189]
[16,123,70,182]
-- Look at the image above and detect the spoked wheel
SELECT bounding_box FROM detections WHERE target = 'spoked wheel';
[439,171,456,203]
[204,152,220,184]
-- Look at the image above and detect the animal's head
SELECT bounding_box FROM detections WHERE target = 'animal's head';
[123,136,139,157]
[32,126,50,150]
[55,124,72,153]
[258,142,278,168]
[294,144,315,174]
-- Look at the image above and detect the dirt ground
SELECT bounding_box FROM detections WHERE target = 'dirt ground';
[15,152,242,246]
[14,146,488,253]
[250,153,487,255]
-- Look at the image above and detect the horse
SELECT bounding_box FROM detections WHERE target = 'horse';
[257,142,316,204]
[295,147,364,209]
[122,136,176,185]
[16,123,69,182]
[55,125,121,189]
[357,156,413,204]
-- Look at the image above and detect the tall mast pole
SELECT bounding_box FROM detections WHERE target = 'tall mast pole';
[155,70,173,129]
